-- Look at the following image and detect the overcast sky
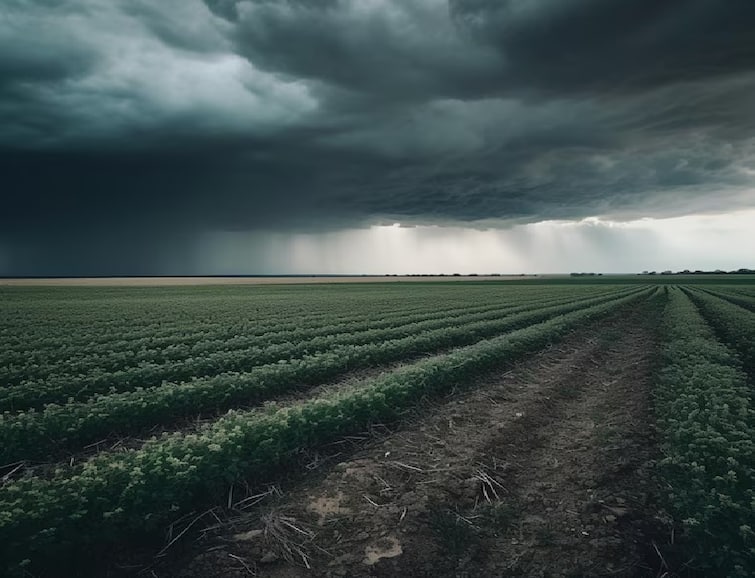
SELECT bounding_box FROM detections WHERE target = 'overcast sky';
[2,0,754,275]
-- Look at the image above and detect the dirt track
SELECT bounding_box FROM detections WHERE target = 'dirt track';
[161,303,666,578]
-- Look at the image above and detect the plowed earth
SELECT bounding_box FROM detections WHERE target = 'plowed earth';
[154,303,669,578]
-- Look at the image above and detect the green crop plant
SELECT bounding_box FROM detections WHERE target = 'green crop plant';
[655,288,755,576]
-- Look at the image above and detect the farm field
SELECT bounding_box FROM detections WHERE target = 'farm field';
[1,280,754,577]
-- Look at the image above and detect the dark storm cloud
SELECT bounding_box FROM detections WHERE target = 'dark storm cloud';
[449,0,755,94]
[1,0,755,273]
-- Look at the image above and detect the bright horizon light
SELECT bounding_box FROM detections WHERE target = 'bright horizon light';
[194,208,755,276]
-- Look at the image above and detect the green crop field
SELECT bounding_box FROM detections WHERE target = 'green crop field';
[1,279,753,577]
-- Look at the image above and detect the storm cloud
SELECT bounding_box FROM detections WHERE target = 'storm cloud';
[2,0,754,274]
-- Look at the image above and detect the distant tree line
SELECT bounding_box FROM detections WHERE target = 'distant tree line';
[640,268,755,275]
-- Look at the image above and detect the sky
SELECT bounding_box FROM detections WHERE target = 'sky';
[1,0,754,276]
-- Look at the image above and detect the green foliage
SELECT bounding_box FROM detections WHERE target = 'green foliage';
[0,287,651,573]
[699,286,755,312]
[0,286,615,410]
[685,288,755,381]
[0,287,645,462]
[655,288,755,576]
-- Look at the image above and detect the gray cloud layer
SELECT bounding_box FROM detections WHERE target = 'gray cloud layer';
[2,0,755,273]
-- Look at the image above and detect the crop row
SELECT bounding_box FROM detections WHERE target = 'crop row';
[698,286,755,312]
[684,288,755,380]
[0,287,649,462]
[0,286,654,573]
[0,300,422,370]
[716,286,755,297]
[0,297,501,383]
[0,294,565,404]
[0,292,337,343]
[654,288,754,576]
[1,284,507,346]
[0,287,611,388]
[0,289,505,362]
[0,286,585,370]
[0,288,627,409]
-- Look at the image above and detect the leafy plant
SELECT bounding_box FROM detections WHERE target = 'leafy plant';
[654,288,755,576]
[0,287,652,573]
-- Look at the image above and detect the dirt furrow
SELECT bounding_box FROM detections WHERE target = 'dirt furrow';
[162,302,666,578]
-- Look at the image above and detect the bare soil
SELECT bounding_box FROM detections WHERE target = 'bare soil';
[158,303,669,578]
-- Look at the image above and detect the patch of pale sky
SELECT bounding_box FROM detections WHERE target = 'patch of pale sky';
[197,208,755,275]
